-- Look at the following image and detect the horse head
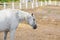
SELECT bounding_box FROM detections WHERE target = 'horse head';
[27,13,37,29]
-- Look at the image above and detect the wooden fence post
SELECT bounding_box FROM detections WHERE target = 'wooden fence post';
[32,0,34,9]
[48,0,51,5]
[55,1,57,6]
[26,0,28,9]
[41,1,43,6]
[19,0,22,9]
[36,0,38,7]
[45,0,47,5]
[4,2,6,9]
[12,1,14,9]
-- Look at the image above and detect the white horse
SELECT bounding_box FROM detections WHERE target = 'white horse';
[0,9,37,40]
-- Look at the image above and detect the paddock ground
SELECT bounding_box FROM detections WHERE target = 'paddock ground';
[0,6,60,40]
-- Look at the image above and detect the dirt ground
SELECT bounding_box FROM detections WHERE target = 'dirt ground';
[0,6,60,40]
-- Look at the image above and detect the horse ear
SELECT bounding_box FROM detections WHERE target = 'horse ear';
[31,13,33,16]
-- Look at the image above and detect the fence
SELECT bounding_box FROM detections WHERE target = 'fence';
[0,0,60,9]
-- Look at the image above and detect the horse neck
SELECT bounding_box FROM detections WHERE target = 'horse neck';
[23,13,30,20]
[19,10,31,19]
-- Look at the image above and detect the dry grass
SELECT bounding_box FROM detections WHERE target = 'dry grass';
[0,6,60,40]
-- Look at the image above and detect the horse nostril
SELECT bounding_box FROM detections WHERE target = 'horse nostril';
[33,25,37,29]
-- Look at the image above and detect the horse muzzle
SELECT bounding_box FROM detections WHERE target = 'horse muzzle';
[33,25,37,29]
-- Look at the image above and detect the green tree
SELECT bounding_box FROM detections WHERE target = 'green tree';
[0,0,19,3]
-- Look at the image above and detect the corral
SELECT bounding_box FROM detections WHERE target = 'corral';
[0,5,60,40]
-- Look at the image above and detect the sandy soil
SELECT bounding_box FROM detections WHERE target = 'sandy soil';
[0,6,60,40]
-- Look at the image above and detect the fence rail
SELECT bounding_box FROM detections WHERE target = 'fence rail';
[0,0,60,9]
